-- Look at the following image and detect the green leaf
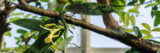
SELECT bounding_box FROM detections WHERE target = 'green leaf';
[130,15,135,26]
[145,3,159,8]
[133,26,142,37]
[140,30,153,39]
[57,36,74,50]
[140,0,145,4]
[119,12,125,23]
[25,14,31,18]
[32,16,37,19]
[11,13,23,16]
[73,0,84,2]
[9,17,21,23]
[56,37,63,45]
[13,19,44,31]
[66,2,115,15]
[141,23,151,31]
[153,11,160,27]
[15,37,21,45]
[23,33,32,39]
[125,28,133,32]
[124,12,130,26]
[110,0,126,10]
[152,27,160,31]
[40,0,49,2]
[17,29,27,34]
[128,5,140,13]
[70,24,75,29]
[4,31,11,37]
[3,42,6,48]
[127,0,138,5]
[151,6,158,18]
[1,48,11,51]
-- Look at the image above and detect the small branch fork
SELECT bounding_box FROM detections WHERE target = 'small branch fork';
[0,0,158,53]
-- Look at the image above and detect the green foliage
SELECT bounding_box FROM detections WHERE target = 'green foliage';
[145,3,159,8]
[141,23,151,31]
[127,0,138,5]
[9,17,21,23]
[57,36,74,50]
[17,29,27,34]
[13,19,44,31]
[40,0,49,2]
[130,15,135,26]
[129,5,140,13]
[152,27,160,31]
[153,10,160,27]
[140,30,153,39]
[110,0,126,10]
[11,12,24,16]
[4,31,11,37]
[124,12,130,26]
[70,24,75,29]
[133,26,142,37]
[66,2,115,15]
[125,28,133,32]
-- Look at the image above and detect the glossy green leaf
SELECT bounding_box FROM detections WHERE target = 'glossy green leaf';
[1,48,11,51]
[67,2,115,15]
[17,29,27,34]
[15,37,21,45]
[40,0,49,2]
[3,42,6,48]
[140,0,145,4]
[56,37,63,45]
[110,0,126,10]
[145,3,159,8]
[140,30,153,39]
[32,16,37,19]
[13,19,44,31]
[4,31,11,37]
[141,23,151,31]
[57,36,74,50]
[153,11,160,27]
[125,28,133,32]
[130,15,135,26]
[119,12,125,23]
[151,6,158,18]
[124,12,130,26]
[9,17,21,23]
[25,14,31,18]
[73,0,84,2]
[152,27,160,31]
[23,33,32,39]
[129,5,140,13]
[70,24,75,29]
[133,26,142,37]
[11,13,23,16]
[127,0,138,5]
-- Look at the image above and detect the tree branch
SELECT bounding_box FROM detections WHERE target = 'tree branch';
[0,0,37,50]
[16,0,160,53]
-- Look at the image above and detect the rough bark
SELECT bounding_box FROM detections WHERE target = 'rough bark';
[97,0,119,27]
[16,0,160,53]
[0,0,37,50]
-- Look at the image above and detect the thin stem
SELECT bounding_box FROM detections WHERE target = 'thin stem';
[60,12,69,53]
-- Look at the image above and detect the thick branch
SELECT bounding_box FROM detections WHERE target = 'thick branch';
[17,0,160,53]
[97,0,119,27]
